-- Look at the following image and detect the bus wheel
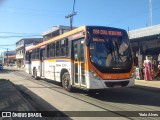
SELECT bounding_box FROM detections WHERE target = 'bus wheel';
[33,69,38,80]
[62,72,72,92]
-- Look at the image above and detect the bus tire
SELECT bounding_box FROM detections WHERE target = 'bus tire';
[33,68,38,80]
[62,72,72,92]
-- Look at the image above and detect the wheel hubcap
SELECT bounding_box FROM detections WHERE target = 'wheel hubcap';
[64,77,69,88]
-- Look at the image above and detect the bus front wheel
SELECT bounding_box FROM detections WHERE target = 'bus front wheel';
[62,72,72,92]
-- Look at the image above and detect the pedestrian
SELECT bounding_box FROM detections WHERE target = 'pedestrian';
[158,62,160,70]
[157,62,160,80]
[143,56,152,81]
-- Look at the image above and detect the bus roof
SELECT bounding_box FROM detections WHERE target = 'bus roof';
[26,26,86,51]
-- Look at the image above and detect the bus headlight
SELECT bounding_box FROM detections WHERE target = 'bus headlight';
[131,69,136,79]
[90,69,101,80]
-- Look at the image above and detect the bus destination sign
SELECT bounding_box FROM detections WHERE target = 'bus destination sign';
[93,29,122,36]
[69,32,84,41]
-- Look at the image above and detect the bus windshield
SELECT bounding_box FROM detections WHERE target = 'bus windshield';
[89,35,132,73]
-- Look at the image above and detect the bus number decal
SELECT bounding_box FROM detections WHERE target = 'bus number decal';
[62,64,67,67]
[56,64,61,67]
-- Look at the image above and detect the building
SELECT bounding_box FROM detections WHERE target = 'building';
[3,50,16,66]
[16,38,43,68]
[129,24,160,67]
[0,54,2,63]
[43,25,75,41]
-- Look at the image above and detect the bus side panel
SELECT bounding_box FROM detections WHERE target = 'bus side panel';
[31,61,40,76]
[25,61,30,74]
[54,60,71,82]
[44,60,56,80]
[44,59,71,82]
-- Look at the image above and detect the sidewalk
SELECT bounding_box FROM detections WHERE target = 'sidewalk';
[0,79,36,111]
[134,79,160,92]
[135,79,160,88]
[0,79,44,119]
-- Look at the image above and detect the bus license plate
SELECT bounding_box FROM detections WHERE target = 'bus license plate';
[113,84,122,88]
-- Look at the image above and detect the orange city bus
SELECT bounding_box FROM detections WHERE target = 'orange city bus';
[25,26,135,91]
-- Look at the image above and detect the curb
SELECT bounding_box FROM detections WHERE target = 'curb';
[133,85,160,93]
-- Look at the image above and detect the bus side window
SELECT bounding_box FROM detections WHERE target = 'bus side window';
[36,48,40,59]
[47,44,50,58]
[47,44,55,58]
[52,42,55,57]
[60,38,68,57]
[25,52,28,61]
[56,41,60,57]
[49,44,52,58]
[31,49,35,60]
[61,39,65,56]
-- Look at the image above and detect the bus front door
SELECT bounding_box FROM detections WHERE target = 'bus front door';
[73,39,86,87]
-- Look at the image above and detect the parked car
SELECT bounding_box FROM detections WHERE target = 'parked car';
[0,63,3,69]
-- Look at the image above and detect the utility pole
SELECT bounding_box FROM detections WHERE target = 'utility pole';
[127,27,130,38]
[149,0,152,26]
[0,52,2,64]
[7,48,9,66]
[65,0,77,30]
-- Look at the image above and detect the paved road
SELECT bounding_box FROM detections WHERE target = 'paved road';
[0,67,160,120]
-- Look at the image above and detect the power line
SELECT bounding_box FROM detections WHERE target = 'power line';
[0,44,15,46]
[1,6,69,13]
[0,35,42,38]
[0,32,41,35]
[0,10,66,17]
[0,32,42,39]
[0,47,13,50]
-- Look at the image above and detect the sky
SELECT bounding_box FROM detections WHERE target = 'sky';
[0,0,160,53]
